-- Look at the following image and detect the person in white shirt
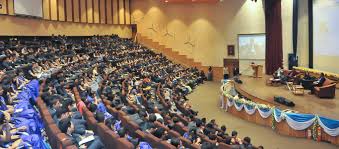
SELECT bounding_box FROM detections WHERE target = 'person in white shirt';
[223,66,229,80]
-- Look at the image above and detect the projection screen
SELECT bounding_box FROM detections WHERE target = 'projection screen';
[313,0,339,74]
[14,0,43,18]
[238,34,266,76]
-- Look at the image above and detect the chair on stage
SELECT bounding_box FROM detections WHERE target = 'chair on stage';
[314,78,337,98]
[301,79,316,90]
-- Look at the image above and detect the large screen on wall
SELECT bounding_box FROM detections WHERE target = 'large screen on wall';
[313,0,339,74]
[14,0,43,17]
[238,34,266,76]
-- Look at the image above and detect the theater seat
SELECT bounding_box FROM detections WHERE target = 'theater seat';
[314,78,336,98]
[144,133,162,147]
[218,142,233,149]
[158,140,176,149]
[168,130,181,138]
[100,130,119,147]
[125,118,140,132]
[42,113,55,125]
[65,145,78,149]
[86,116,98,133]
[134,130,146,139]
[154,121,169,130]
[56,133,74,149]
[96,123,110,139]
[115,138,134,149]
[117,110,126,119]
[179,137,200,149]
[83,107,94,118]
[107,107,119,118]
[45,124,61,149]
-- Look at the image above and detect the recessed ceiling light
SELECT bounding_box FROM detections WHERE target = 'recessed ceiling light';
[165,0,168,2]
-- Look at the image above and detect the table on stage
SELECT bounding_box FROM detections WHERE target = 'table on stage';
[251,64,263,78]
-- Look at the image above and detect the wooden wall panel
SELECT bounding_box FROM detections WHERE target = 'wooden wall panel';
[99,0,106,24]
[42,0,50,19]
[66,0,73,22]
[93,0,99,23]
[125,0,130,24]
[87,0,93,23]
[7,0,14,15]
[118,0,125,24]
[0,0,8,14]
[57,0,65,21]
[106,0,112,24]
[80,0,87,23]
[73,0,80,22]
[50,0,58,20]
[112,0,118,24]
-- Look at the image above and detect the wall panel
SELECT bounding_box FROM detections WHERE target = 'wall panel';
[124,0,130,24]
[66,0,73,21]
[73,0,80,22]
[80,0,87,22]
[93,0,99,23]
[42,0,50,19]
[7,0,14,15]
[112,0,118,24]
[0,15,132,37]
[99,0,106,24]
[50,0,58,20]
[118,0,125,24]
[87,0,93,23]
[0,0,8,14]
[106,0,112,24]
[57,0,65,21]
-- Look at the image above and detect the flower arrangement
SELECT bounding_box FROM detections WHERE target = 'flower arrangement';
[257,104,272,112]
[312,118,319,141]
[272,111,277,130]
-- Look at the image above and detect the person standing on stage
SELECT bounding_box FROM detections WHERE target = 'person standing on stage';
[223,66,229,80]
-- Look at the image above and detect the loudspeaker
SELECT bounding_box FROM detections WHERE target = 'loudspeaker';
[288,53,298,70]
[131,24,138,33]
[274,96,295,107]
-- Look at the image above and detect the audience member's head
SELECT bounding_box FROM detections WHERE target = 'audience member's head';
[118,127,127,138]
[170,138,181,147]
[95,112,105,123]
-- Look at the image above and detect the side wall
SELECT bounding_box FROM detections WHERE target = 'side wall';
[131,0,293,68]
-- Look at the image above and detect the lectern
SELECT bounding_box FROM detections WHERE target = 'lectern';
[251,64,263,78]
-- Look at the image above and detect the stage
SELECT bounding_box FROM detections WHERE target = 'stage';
[236,75,339,119]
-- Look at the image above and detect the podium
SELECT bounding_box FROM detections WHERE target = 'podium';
[251,64,263,78]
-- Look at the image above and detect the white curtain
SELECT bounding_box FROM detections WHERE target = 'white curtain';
[285,115,316,130]
[318,117,339,137]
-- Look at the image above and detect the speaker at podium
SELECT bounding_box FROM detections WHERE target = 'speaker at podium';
[250,62,263,78]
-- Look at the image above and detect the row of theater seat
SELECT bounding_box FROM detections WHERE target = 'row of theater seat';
[155,83,248,149]
[35,80,77,149]
[71,87,135,149]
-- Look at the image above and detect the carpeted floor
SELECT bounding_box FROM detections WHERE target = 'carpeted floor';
[187,81,337,149]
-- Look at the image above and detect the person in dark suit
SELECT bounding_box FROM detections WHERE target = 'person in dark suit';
[310,73,326,94]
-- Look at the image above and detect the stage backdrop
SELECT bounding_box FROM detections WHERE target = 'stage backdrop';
[313,0,339,74]
[238,34,266,76]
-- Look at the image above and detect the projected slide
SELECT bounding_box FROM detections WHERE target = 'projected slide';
[14,0,43,17]
[238,34,266,60]
[313,0,339,73]
[238,34,266,76]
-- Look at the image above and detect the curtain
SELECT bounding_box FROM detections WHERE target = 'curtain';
[265,0,283,74]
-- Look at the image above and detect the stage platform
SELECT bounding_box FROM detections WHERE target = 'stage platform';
[236,75,339,119]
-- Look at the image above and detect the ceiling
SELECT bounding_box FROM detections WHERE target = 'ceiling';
[159,0,220,3]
